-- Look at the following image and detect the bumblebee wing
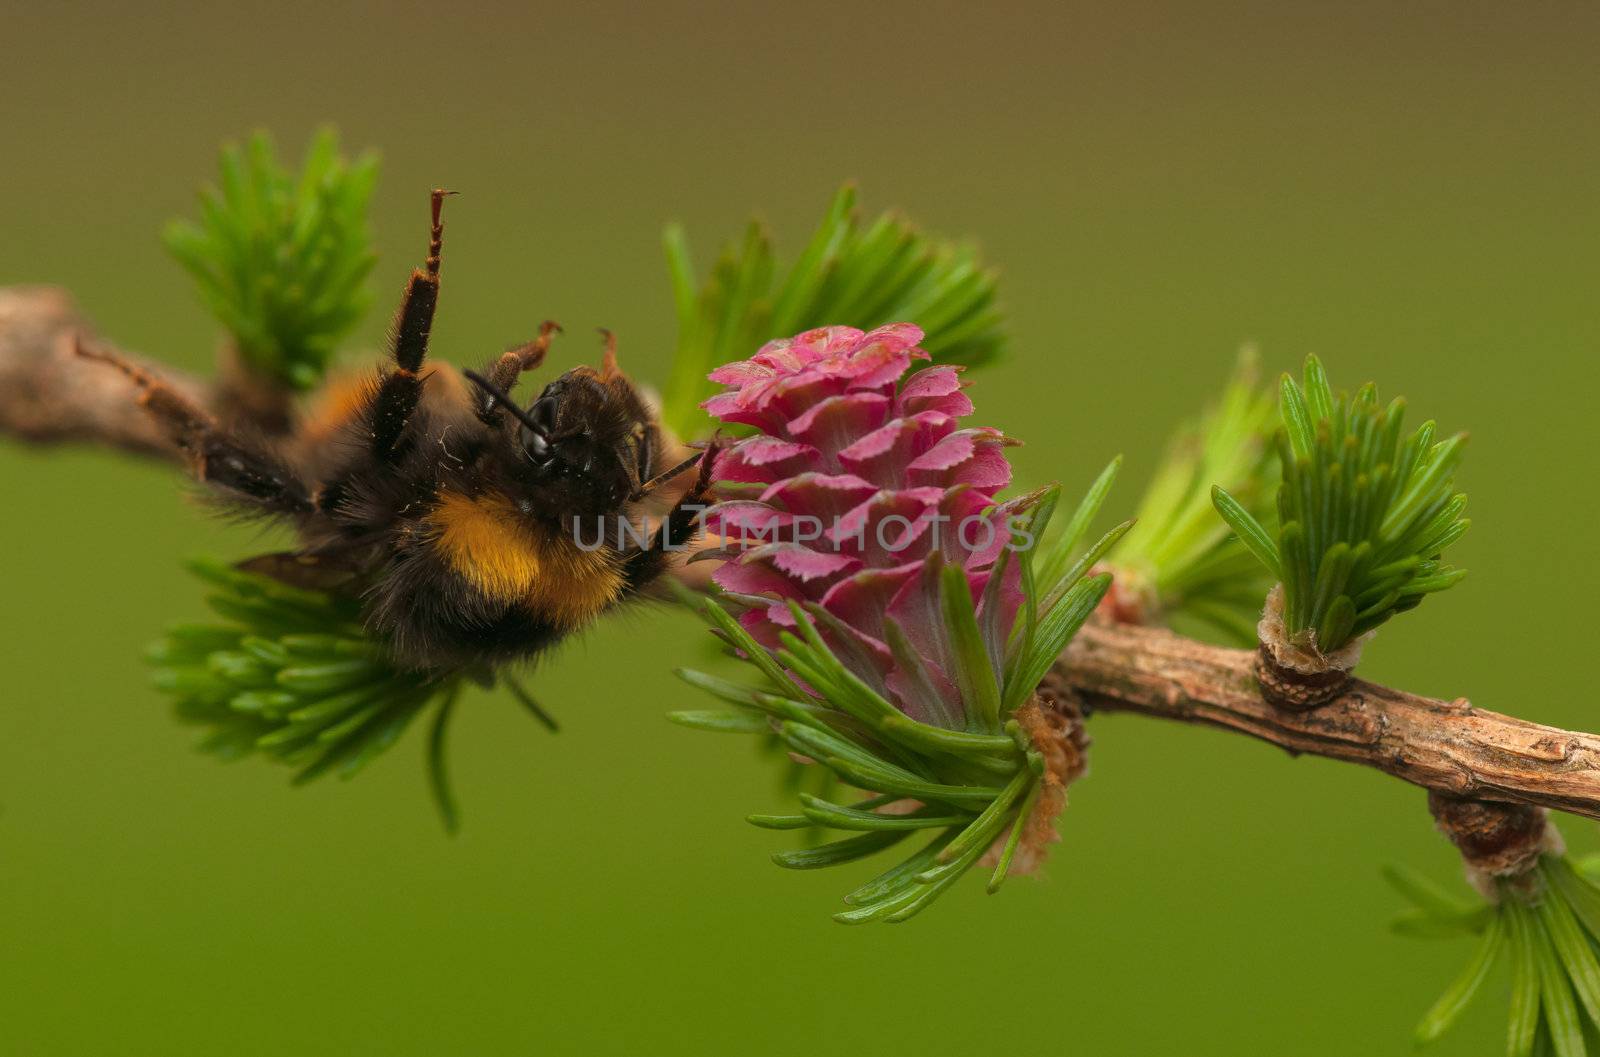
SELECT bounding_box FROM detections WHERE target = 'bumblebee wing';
[235,551,363,592]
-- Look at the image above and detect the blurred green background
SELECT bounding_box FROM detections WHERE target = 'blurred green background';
[3,2,1598,1054]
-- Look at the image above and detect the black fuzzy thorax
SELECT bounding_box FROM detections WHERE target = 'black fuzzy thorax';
[262,364,667,671]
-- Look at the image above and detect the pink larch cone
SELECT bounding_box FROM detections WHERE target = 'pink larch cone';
[701,323,1024,732]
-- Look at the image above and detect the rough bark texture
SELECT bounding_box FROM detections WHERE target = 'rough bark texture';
[0,285,293,459]
[1253,583,1367,710]
[0,286,203,459]
[7,282,1600,828]
[1058,619,1600,821]
[1253,645,1352,711]
[1427,792,1551,878]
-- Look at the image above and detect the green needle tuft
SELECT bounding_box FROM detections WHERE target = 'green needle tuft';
[1388,854,1600,1055]
[1108,350,1279,644]
[1212,353,1468,653]
[659,185,1005,437]
[147,559,555,831]
[164,128,379,391]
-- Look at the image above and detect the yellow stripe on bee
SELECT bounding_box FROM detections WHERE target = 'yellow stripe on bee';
[301,365,474,445]
[300,370,378,445]
[429,491,625,628]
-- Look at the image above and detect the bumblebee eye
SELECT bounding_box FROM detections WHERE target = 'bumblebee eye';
[636,439,652,484]
[530,397,558,433]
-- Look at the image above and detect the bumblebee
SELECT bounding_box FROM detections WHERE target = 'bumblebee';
[80,190,715,673]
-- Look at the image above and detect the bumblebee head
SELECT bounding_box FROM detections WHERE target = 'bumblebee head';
[523,367,658,511]
[466,350,661,520]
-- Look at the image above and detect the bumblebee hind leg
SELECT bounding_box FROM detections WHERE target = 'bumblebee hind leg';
[369,188,455,462]
[502,674,559,732]
[76,337,313,516]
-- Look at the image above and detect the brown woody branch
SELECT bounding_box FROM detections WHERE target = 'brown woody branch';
[0,286,203,459]
[0,286,291,459]
[1055,620,1600,822]
[7,283,1600,823]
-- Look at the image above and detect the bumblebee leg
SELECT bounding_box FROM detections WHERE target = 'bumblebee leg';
[76,337,313,514]
[620,440,719,589]
[473,320,561,425]
[503,674,559,732]
[597,327,620,379]
[371,188,454,461]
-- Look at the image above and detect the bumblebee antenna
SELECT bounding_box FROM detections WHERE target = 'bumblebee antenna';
[629,450,704,502]
[463,369,546,436]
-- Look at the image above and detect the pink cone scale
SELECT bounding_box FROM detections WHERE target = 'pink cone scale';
[680,322,1119,922]
[701,324,1023,731]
